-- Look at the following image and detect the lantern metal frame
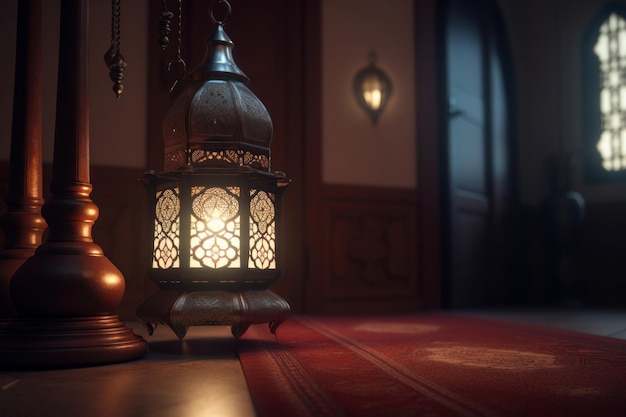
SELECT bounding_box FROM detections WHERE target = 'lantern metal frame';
[137,166,290,339]
[136,0,290,340]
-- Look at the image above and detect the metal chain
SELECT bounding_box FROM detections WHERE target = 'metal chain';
[167,0,186,93]
[113,0,121,51]
[176,0,183,62]
[104,0,127,99]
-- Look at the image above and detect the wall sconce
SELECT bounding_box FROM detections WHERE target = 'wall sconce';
[136,0,290,339]
[353,51,392,124]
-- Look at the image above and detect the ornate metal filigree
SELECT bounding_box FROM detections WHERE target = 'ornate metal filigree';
[137,288,290,339]
[249,190,276,269]
[164,149,270,171]
[190,186,241,268]
[153,187,180,269]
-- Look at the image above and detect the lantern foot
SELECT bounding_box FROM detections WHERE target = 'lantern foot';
[136,288,290,340]
[0,315,148,369]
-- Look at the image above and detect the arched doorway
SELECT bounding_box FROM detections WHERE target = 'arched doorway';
[439,0,517,308]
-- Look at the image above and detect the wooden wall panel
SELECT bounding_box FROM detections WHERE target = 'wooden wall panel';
[307,184,419,314]
[325,201,417,299]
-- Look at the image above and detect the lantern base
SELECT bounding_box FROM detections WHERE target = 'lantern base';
[0,315,148,369]
[136,288,290,339]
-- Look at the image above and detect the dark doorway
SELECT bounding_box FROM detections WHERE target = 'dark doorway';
[439,0,517,308]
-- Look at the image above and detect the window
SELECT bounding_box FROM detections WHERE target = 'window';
[583,6,626,182]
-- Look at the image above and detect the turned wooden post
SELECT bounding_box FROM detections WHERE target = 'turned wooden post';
[0,0,147,368]
[0,0,46,319]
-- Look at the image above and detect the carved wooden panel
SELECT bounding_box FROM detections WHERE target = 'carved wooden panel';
[325,202,416,298]
[308,185,419,313]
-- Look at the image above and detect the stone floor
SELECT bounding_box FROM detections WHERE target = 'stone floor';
[464,307,626,339]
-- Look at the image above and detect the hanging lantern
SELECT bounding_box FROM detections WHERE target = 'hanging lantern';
[137,0,290,339]
[353,51,393,124]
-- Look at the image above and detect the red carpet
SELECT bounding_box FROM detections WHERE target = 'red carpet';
[238,313,626,417]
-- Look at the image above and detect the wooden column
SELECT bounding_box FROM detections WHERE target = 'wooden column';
[0,0,46,319]
[0,0,147,368]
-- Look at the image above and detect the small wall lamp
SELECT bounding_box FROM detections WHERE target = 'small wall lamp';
[353,51,392,124]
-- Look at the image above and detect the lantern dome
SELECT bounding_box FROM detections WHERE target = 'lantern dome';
[162,24,273,172]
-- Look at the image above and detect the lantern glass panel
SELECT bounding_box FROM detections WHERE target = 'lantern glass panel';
[190,186,241,269]
[249,189,276,269]
[153,187,181,269]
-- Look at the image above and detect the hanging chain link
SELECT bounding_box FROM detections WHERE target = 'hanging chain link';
[210,0,232,25]
[104,0,127,99]
[165,0,186,93]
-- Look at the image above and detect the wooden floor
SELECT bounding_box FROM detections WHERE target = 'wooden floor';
[0,323,257,417]
[1,309,625,417]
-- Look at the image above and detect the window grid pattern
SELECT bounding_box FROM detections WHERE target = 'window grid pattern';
[595,13,626,171]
